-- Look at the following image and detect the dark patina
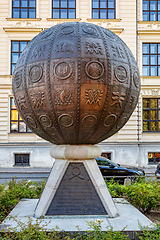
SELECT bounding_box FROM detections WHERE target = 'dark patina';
[12,22,140,145]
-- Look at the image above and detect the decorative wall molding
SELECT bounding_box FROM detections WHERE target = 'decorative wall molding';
[46,18,81,22]
[138,22,160,34]
[86,19,123,33]
[138,30,160,35]
[6,18,42,21]
[4,27,43,33]
[3,20,43,32]
[152,89,159,96]
[141,88,160,97]
[87,18,121,22]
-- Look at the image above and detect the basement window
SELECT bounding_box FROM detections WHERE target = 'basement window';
[148,152,160,164]
[14,154,30,166]
[101,152,111,160]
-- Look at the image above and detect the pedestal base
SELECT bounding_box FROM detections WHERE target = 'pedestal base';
[1,198,153,235]
[34,145,118,218]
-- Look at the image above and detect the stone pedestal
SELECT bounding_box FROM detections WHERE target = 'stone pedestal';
[34,145,118,218]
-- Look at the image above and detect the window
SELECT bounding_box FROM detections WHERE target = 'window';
[143,43,160,76]
[10,97,31,133]
[12,0,36,18]
[92,0,115,19]
[11,41,29,75]
[52,0,76,19]
[148,152,160,164]
[143,98,160,132]
[143,0,160,21]
[14,154,30,166]
[101,152,111,160]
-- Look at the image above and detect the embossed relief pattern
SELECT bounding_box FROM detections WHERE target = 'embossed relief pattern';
[85,89,103,106]
[55,90,74,106]
[12,22,140,145]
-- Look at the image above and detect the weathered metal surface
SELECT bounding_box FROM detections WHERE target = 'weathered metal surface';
[12,22,140,144]
[46,163,107,215]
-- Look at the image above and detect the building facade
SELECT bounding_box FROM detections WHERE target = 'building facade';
[0,0,160,168]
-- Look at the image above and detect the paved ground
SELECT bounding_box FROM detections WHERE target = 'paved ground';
[0,168,51,183]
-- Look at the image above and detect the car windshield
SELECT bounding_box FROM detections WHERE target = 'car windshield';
[96,157,119,167]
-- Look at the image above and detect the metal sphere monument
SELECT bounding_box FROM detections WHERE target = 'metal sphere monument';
[12,22,140,218]
[12,22,140,145]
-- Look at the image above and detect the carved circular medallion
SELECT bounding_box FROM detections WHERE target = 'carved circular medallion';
[85,61,104,79]
[104,114,117,127]
[26,116,37,128]
[72,167,81,176]
[133,71,139,88]
[82,115,97,127]
[39,115,52,128]
[14,71,22,88]
[29,65,43,83]
[82,26,98,36]
[54,61,72,80]
[115,65,127,83]
[61,26,74,35]
[58,114,73,127]
[40,30,53,39]
[30,30,53,44]
[103,30,116,40]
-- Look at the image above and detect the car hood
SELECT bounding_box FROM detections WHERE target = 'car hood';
[120,165,145,175]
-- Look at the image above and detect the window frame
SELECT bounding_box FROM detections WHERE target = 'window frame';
[14,153,30,166]
[143,98,160,132]
[12,0,36,18]
[143,43,160,76]
[143,0,160,21]
[11,40,29,75]
[52,0,76,19]
[148,152,160,164]
[92,0,116,19]
[101,152,112,160]
[10,97,31,133]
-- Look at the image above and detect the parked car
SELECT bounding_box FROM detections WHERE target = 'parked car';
[95,157,145,183]
[155,163,160,179]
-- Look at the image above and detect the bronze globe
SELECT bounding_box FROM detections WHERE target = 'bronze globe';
[12,22,140,145]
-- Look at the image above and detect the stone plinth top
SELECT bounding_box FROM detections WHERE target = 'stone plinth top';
[50,145,101,160]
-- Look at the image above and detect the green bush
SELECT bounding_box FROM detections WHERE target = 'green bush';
[1,218,160,240]
[125,180,160,214]
[106,178,160,214]
[138,223,160,240]
[0,179,46,223]
[0,184,5,196]
[106,179,126,198]
[0,218,129,240]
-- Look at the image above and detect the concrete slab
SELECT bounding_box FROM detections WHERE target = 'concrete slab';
[1,198,153,233]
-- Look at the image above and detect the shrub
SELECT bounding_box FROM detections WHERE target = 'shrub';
[106,179,126,198]
[0,179,46,223]
[125,180,160,214]
[106,178,160,214]
[138,223,160,240]
[0,218,129,240]
[0,184,4,196]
